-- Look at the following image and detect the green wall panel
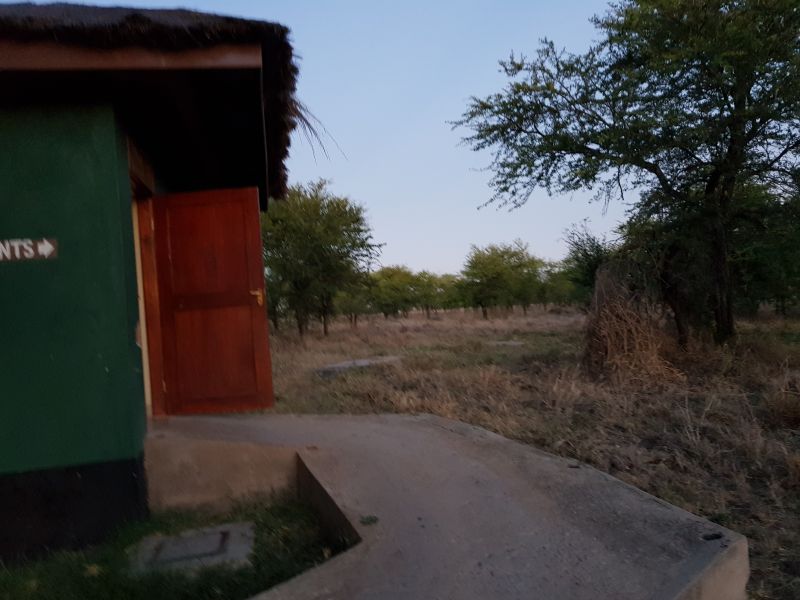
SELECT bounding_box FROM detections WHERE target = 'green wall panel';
[0,105,145,474]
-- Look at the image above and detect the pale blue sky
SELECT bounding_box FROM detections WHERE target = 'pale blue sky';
[66,0,629,273]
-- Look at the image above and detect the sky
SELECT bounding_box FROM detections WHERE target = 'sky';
[65,0,630,273]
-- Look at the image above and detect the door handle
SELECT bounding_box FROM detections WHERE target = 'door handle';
[250,289,264,306]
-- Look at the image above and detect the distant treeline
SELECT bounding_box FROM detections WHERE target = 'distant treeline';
[262,181,586,335]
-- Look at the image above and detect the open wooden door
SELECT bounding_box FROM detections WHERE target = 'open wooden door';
[151,187,273,414]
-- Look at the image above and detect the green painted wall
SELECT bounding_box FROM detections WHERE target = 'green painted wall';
[0,105,145,474]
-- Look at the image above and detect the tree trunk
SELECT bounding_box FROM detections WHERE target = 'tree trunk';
[481,306,488,320]
[709,196,736,344]
[322,312,329,336]
[660,245,690,350]
[664,297,690,351]
[295,312,305,337]
[710,238,735,343]
[707,87,745,345]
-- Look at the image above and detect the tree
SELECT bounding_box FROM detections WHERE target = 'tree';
[370,266,418,318]
[335,276,373,328]
[262,180,381,336]
[461,244,517,318]
[539,263,576,307]
[458,0,800,343]
[729,189,800,315]
[438,274,466,310]
[618,185,800,346]
[618,194,711,348]
[506,240,545,314]
[561,226,616,308]
[415,271,441,318]
[264,267,288,331]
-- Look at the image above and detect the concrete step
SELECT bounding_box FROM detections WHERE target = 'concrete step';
[147,414,748,600]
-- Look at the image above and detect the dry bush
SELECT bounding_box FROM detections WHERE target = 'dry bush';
[584,268,683,385]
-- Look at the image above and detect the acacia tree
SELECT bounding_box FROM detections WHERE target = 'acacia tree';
[538,263,576,307]
[731,190,800,315]
[335,275,373,328]
[506,240,544,314]
[562,226,616,308]
[618,195,710,348]
[262,180,381,336]
[457,0,800,343]
[415,271,441,318]
[264,267,287,332]
[438,274,466,310]
[370,266,418,318]
[461,241,546,317]
[461,244,516,318]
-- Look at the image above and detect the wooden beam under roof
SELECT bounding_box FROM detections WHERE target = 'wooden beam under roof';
[0,40,262,71]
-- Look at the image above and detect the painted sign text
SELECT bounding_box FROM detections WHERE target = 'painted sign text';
[0,238,58,262]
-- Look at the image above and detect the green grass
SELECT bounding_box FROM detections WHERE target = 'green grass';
[0,499,330,600]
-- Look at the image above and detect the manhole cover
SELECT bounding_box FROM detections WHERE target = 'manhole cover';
[129,521,255,575]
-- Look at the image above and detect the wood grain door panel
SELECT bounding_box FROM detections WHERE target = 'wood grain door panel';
[153,187,273,414]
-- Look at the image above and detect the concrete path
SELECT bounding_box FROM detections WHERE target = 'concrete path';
[149,414,748,600]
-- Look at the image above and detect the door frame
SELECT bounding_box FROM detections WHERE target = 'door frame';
[134,195,168,417]
[129,138,168,418]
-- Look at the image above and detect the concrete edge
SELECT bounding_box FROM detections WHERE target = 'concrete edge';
[421,414,749,538]
[417,414,751,600]
[296,454,361,550]
[672,535,750,600]
[247,457,370,600]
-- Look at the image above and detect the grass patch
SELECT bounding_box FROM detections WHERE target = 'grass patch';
[0,499,330,600]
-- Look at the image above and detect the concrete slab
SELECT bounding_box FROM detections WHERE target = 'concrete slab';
[129,522,254,575]
[148,414,748,600]
[315,356,400,379]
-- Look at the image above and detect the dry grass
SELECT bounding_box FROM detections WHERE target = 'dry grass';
[270,308,800,600]
[584,268,683,384]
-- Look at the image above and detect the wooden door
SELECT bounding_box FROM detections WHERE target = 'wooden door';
[152,187,273,414]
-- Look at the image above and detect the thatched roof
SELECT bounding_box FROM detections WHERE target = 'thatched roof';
[0,3,298,199]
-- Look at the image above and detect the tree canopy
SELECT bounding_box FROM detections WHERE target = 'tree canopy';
[457,0,800,342]
[461,241,546,318]
[261,180,381,335]
[370,266,419,318]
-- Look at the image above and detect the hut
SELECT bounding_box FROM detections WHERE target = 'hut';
[0,3,296,559]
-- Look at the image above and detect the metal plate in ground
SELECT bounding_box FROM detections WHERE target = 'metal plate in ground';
[129,521,255,575]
